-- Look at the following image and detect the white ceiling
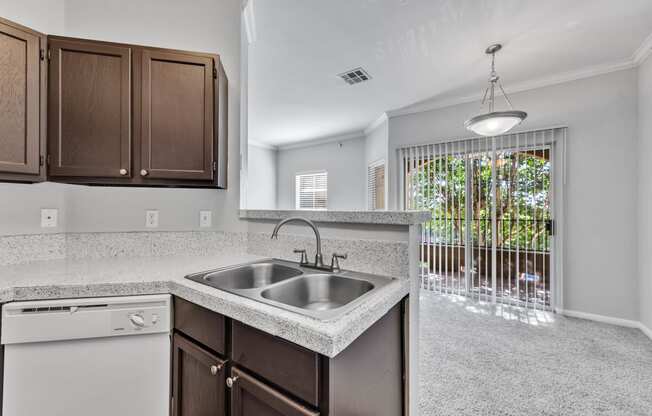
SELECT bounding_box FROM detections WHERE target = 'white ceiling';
[247,0,652,147]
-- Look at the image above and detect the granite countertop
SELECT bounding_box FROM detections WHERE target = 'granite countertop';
[0,253,409,357]
[239,209,431,225]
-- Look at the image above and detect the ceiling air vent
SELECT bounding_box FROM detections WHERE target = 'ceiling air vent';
[338,67,372,85]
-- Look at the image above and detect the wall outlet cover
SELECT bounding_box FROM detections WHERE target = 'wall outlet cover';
[199,210,212,228]
[145,210,159,228]
[40,209,58,228]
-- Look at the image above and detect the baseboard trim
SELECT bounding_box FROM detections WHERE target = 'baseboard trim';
[560,309,640,328]
[640,322,652,341]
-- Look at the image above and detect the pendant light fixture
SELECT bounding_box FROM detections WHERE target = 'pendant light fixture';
[464,44,527,136]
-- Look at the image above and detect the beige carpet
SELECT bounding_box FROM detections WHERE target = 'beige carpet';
[419,291,652,415]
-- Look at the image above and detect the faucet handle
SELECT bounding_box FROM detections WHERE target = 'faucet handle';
[293,249,309,265]
[330,253,348,272]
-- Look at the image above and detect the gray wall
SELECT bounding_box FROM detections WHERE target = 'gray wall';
[365,117,389,167]
[388,69,640,321]
[246,123,388,211]
[0,2,67,236]
[0,0,64,34]
[247,145,277,209]
[276,137,367,210]
[0,0,245,235]
[638,55,652,331]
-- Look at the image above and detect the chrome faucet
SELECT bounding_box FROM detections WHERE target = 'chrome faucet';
[271,217,326,269]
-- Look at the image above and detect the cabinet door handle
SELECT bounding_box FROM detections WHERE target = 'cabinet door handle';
[119,168,128,176]
[140,169,149,177]
[210,363,224,376]
[226,376,239,388]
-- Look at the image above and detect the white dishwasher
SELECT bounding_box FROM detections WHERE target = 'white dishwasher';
[1,294,171,416]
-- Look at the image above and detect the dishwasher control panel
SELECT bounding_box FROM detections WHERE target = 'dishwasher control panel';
[2,295,171,344]
[110,308,167,334]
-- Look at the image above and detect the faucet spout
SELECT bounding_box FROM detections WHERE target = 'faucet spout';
[270,217,325,268]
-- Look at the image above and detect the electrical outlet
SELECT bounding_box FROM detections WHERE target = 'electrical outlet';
[145,210,159,228]
[40,209,58,228]
[199,210,212,228]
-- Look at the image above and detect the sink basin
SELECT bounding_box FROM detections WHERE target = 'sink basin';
[187,262,303,290]
[186,259,392,321]
[260,274,374,311]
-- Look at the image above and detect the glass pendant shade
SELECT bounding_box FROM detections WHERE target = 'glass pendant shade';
[465,110,527,136]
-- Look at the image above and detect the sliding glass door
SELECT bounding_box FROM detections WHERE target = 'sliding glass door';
[402,128,563,310]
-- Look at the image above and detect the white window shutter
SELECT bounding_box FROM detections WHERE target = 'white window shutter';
[368,160,385,210]
[295,172,328,210]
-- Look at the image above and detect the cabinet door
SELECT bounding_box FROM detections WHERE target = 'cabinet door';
[172,333,226,416]
[229,367,319,416]
[0,20,41,176]
[48,38,132,178]
[141,49,214,181]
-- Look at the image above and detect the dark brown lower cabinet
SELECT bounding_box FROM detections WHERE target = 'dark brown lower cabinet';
[229,368,319,416]
[172,297,404,416]
[172,332,226,416]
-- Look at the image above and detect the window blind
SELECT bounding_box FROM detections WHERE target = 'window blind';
[368,160,385,210]
[295,171,328,210]
[398,127,566,311]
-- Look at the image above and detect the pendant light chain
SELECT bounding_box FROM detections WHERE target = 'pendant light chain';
[481,50,502,113]
[489,51,496,113]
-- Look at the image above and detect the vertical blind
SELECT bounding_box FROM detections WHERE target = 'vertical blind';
[368,160,385,210]
[399,127,565,310]
[295,171,328,210]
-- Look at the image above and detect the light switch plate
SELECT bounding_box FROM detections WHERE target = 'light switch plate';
[40,209,58,228]
[199,210,212,228]
[145,210,159,228]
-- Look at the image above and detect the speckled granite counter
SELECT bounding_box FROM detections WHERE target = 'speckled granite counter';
[0,253,409,357]
[240,209,431,225]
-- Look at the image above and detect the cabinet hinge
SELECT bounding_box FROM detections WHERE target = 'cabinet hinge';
[46,154,51,166]
[212,161,217,171]
[39,49,45,61]
[39,155,44,166]
[213,67,217,79]
[47,49,51,60]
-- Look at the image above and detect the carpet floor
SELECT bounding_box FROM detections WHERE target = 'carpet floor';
[419,291,652,416]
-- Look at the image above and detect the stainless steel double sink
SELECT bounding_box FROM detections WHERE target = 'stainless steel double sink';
[185,259,393,320]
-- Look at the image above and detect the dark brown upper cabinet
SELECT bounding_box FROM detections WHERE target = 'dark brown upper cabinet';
[0,18,46,183]
[141,50,214,181]
[0,15,228,188]
[45,36,228,188]
[47,38,132,179]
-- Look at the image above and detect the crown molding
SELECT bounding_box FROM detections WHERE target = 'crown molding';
[387,58,637,118]
[364,112,388,135]
[248,140,277,150]
[633,31,652,65]
[276,130,365,151]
